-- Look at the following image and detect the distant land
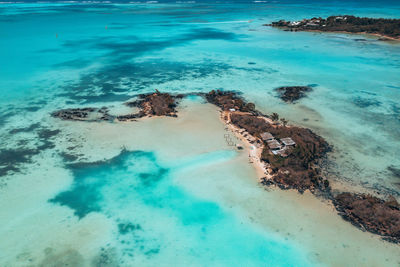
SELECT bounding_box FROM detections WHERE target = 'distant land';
[266,15,400,40]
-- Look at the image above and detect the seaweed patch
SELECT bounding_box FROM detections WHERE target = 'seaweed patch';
[352,96,381,108]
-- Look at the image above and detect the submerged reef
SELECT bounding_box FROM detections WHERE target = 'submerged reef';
[266,15,400,40]
[205,90,400,243]
[0,125,60,178]
[52,107,113,122]
[275,86,312,103]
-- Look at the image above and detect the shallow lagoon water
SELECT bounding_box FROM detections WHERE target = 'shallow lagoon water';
[1,1,400,266]
[0,100,314,266]
[1,97,399,266]
[50,149,309,266]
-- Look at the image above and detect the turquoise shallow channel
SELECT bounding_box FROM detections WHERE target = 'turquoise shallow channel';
[51,150,308,266]
[0,1,400,266]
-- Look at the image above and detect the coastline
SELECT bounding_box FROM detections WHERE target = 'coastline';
[218,110,270,180]
[220,102,364,195]
[290,28,400,42]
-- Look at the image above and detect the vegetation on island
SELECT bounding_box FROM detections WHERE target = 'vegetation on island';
[206,90,331,193]
[266,15,400,39]
[205,89,400,243]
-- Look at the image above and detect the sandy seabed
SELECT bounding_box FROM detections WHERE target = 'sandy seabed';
[0,98,399,266]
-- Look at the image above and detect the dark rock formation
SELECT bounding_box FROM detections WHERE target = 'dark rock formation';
[52,107,113,122]
[275,86,312,103]
[118,91,181,121]
[205,90,257,113]
[334,193,400,243]
[266,15,400,40]
[52,91,182,122]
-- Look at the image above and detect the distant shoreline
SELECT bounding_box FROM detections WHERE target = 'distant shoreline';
[265,15,400,42]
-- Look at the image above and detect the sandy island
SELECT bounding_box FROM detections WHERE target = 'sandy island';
[52,90,400,244]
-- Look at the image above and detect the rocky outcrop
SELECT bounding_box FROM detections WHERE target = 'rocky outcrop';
[52,91,182,122]
[333,193,400,243]
[125,91,182,117]
[275,86,312,103]
[205,90,256,113]
[118,91,181,121]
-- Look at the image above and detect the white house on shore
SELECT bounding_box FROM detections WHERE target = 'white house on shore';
[267,139,282,151]
[280,137,296,147]
[260,132,274,142]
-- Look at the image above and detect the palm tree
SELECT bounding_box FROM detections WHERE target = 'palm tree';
[271,112,279,121]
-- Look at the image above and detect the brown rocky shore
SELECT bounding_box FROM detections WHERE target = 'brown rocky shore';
[205,90,331,194]
[334,193,400,243]
[119,90,182,120]
[205,89,400,243]
[265,15,400,41]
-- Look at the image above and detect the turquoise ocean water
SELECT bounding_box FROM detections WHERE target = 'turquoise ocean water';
[1,1,400,265]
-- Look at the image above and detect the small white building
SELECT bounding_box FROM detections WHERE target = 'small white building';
[260,132,274,142]
[267,139,282,151]
[280,137,296,147]
[306,22,318,26]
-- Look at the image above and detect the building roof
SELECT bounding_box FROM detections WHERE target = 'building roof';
[267,139,281,150]
[260,132,274,141]
[280,137,296,146]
